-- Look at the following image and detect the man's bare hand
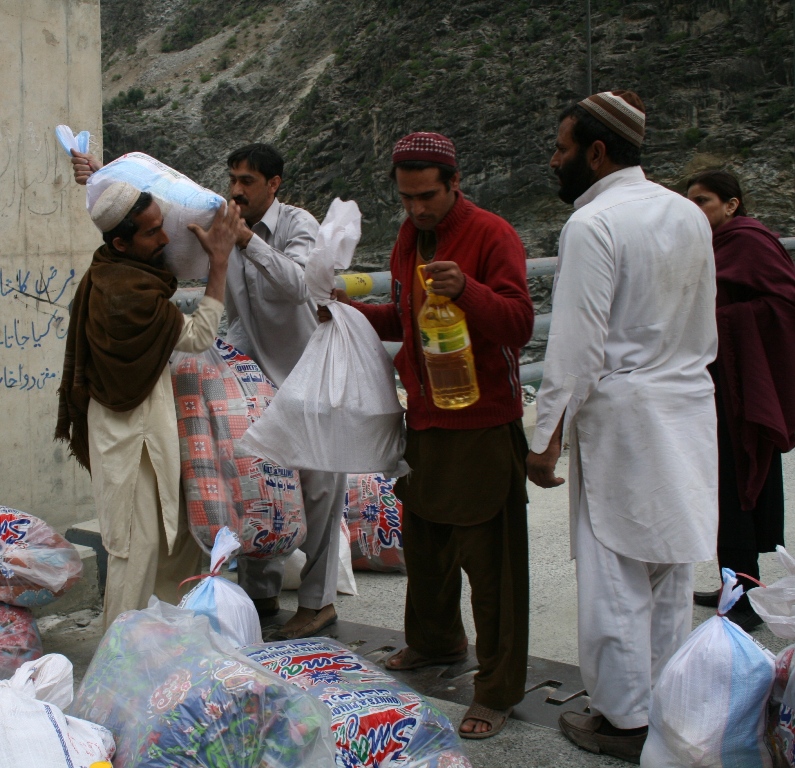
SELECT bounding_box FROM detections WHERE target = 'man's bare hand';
[423,261,466,300]
[526,421,565,488]
[188,201,240,263]
[318,289,351,322]
[70,150,101,185]
[232,215,253,249]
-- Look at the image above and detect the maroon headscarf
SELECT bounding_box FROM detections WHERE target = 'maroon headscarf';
[712,215,795,509]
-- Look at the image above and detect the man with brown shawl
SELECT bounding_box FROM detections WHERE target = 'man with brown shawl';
[56,181,239,628]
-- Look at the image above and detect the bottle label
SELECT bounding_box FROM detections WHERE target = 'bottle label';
[420,321,471,354]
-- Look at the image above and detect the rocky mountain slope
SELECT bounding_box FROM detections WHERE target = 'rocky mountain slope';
[98,0,794,276]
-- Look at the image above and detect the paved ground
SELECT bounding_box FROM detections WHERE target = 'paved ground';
[40,449,795,767]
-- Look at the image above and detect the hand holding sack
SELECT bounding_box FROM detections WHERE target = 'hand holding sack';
[178,527,262,648]
[71,599,335,768]
[641,568,775,767]
[171,339,306,559]
[56,128,226,281]
[241,199,408,477]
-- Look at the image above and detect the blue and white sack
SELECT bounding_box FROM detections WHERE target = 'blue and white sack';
[641,569,775,768]
[56,127,224,280]
[178,527,262,648]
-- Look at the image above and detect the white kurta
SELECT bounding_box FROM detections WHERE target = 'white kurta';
[532,167,718,564]
[87,296,224,559]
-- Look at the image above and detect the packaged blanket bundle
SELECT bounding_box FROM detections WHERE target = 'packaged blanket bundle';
[242,198,408,477]
[0,602,43,679]
[178,527,261,648]
[171,338,306,560]
[345,473,405,573]
[0,506,83,607]
[0,654,115,767]
[56,127,225,281]
[71,599,335,768]
[244,637,473,768]
[641,569,775,767]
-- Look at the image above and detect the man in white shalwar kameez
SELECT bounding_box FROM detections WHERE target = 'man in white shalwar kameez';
[56,182,239,629]
[527,90,718,764]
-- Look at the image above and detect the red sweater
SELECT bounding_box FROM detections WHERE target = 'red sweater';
[355,194,534,430]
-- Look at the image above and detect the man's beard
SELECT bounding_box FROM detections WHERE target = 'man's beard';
[555,148,596,204]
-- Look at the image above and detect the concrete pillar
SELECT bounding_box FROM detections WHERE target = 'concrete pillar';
[0,0,102,530]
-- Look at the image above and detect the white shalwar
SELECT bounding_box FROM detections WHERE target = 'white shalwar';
[88,296,223,628]
[532,167,719,728]
[225,198,345,610]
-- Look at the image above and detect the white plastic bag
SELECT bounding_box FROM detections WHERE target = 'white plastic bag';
[0,653,115,766]
[748,546,795,639]
[86,150,224,280]
[641,569,775,767]
[55,124,90,155]
[178,527,262,647]
[282,517,358,596]
[242,198,408,476]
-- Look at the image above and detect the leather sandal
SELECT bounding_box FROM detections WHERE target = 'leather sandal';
[385,645,468,671]
[458,702,513,740]
[272,604,337,640]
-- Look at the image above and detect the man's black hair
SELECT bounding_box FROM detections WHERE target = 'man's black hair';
[227,143,285,180]
[389,161,458,191]
[103,191,154,248]
[559,104,642,167]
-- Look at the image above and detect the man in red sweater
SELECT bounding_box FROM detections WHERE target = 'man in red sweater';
[327,133,534,738]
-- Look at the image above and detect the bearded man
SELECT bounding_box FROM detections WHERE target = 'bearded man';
[526,91,718,763]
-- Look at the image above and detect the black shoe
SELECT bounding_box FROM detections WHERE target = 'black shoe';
[252,596,280,620]
[693,589,720,608]
[725,604,764,632]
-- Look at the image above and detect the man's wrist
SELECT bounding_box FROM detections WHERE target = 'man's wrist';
[237,231,253,249]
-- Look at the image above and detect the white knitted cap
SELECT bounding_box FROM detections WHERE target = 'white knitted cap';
[91,181,142,232]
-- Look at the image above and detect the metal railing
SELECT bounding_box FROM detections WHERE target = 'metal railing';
[175,241,795,389]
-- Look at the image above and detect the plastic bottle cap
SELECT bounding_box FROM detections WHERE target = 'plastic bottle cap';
[90,763,113,768]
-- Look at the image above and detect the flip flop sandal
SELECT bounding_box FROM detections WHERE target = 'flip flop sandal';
[458,702,513,740]
[385,645,468,671]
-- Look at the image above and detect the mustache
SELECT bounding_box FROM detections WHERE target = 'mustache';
[231,195,249,206]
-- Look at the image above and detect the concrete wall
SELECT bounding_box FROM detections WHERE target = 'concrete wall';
[1,0,102,530]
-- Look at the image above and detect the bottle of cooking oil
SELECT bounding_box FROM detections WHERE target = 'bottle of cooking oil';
[416,265,480,409]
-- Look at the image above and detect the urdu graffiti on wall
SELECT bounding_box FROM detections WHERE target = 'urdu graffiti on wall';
[0,266,74,391]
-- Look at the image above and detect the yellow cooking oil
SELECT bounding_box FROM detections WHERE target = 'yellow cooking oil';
[416,265,480,409]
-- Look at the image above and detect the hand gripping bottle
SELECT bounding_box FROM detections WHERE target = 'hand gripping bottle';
[416,265,480,409]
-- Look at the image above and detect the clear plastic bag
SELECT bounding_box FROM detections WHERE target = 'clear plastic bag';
[244,637,472,768]
[0,506,83,607]
[241,199,408,477]
[0,603,42,679]
[171,339,306,558]
[0,653,115,766]
[749,546,795,640]
[641,569,775,767]
[178,527,262,648]
[345,473,405,573]
[71,599,335,768]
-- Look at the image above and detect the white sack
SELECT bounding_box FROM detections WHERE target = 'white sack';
[86,151,224,280]
[748,545,795,639]
[241,198,408,476]
[640,569,775,768]
[179,527,262,647]
[282,518,358,596]
[0,654,115,766]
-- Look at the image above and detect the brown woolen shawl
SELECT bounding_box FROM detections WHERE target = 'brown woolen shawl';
[55,245,184,471]
[712,216,795,510]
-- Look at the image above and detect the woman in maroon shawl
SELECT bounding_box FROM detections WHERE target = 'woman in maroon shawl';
[686,170,795,630]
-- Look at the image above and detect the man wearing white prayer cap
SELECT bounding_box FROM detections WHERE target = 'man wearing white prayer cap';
[56,182,242,628]
[527,90,718,762]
